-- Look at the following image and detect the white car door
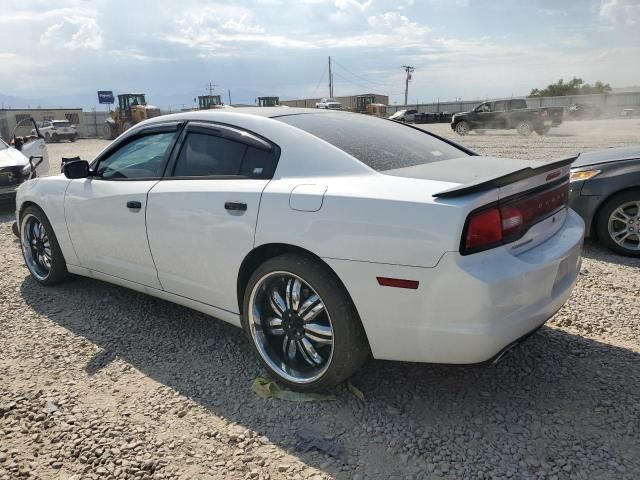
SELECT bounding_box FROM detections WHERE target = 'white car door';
[64,125,180,288]
[21,137,50,177]
[146,122,278,312]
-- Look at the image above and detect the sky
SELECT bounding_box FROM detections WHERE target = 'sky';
[1,0,639,109]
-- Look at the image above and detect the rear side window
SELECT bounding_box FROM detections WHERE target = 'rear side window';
[509,99,527,110]
[174,133,246,176]
[173,132,278,178]
[277,112,468,171]
[493,101,506,111]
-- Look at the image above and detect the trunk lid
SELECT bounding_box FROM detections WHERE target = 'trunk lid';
[388,155,574,254]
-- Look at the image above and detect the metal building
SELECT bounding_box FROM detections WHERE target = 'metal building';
[0,108,84,141]
[280,93,389,112]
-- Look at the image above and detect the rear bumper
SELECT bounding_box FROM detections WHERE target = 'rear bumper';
[325,210,584,364]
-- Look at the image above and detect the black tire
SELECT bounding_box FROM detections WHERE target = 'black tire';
[70,135,77,142]
[241,253,370,392]
[534,126,551,136]
[103,123,116,140]
[44,133,51,143]
[454,121,470,135]
[595,189,640,257]
[19,205,70,285]
[516,121,532,136]
[52,133,59,143]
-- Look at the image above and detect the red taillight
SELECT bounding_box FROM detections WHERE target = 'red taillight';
[465,208,502,251]
[461,181,569,255]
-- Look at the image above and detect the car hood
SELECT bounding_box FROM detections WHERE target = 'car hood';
[573,145,640,168]
[0,147,29,168]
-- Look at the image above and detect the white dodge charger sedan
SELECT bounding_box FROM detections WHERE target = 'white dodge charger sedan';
[15,108,584,391]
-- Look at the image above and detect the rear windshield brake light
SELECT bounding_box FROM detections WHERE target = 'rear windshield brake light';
[461,180,569,255]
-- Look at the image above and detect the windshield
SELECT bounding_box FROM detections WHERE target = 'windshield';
[277,112,468,171]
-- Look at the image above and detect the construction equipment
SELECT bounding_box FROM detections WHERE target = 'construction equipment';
[257,97,280,107]
[198,95,223,109]
[366,103,387,117]
[103,94,161,140]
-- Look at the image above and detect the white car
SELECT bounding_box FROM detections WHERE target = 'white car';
[1,130,49,201]
[389,109,419,122]
[315,98,342,110]
[34,120,78,143]
[14,108,584,391]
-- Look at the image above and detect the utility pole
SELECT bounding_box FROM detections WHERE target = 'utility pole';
[228,90,232,105]
[205,82,217,96]
[402,65,414,106]
[328,56,333,98]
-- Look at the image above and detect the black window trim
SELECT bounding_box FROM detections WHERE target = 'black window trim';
[90,121,184,181]
[163,120,281,181]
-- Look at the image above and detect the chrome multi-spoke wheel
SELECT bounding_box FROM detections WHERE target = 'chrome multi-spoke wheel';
[19,206,70,285]
[248,271,334,384]
[607,201,640,251]
[21,213,52,281]
[455,121,470,135]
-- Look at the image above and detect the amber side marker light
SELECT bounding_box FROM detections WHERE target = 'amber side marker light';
[570,170,601,182]
[376,277,419,289]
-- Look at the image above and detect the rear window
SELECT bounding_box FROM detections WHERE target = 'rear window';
[53,121,71,127]
[277,112,468,171]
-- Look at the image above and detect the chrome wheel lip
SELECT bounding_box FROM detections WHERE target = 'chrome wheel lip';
[248,270,334,384]
[21,213,51,281]
[608,201,640,251]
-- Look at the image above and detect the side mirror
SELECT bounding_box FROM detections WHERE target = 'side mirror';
[63,160,91,179]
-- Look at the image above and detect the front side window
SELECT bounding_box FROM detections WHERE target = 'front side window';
[476,103,491,113]
[96,132,176,179]
[172,132,278,179]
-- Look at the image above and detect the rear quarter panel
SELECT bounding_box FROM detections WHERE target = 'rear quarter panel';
[255,173,493,268]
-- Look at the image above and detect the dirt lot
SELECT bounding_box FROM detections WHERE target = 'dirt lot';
[1,118,639,480]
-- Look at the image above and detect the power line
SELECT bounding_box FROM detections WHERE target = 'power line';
[311,64,328,98]
[331,72,404,97]
[331,58,394,89]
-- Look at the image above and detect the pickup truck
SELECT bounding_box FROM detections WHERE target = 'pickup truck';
[451,98,563,136]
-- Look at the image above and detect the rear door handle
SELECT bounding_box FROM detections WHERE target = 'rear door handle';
[225,201,247,212]
[126,201,142,209]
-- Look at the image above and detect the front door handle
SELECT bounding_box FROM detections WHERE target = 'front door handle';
[225,201,247,212]
[126,200,142,209]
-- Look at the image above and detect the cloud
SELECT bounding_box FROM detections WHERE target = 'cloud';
[39,15,103,50]
[0,0,639,107]
[600,0,640,25]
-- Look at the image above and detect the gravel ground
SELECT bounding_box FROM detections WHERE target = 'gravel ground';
[1,118,639,480]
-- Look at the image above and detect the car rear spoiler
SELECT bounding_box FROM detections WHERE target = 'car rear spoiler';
[433,155,577,198]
